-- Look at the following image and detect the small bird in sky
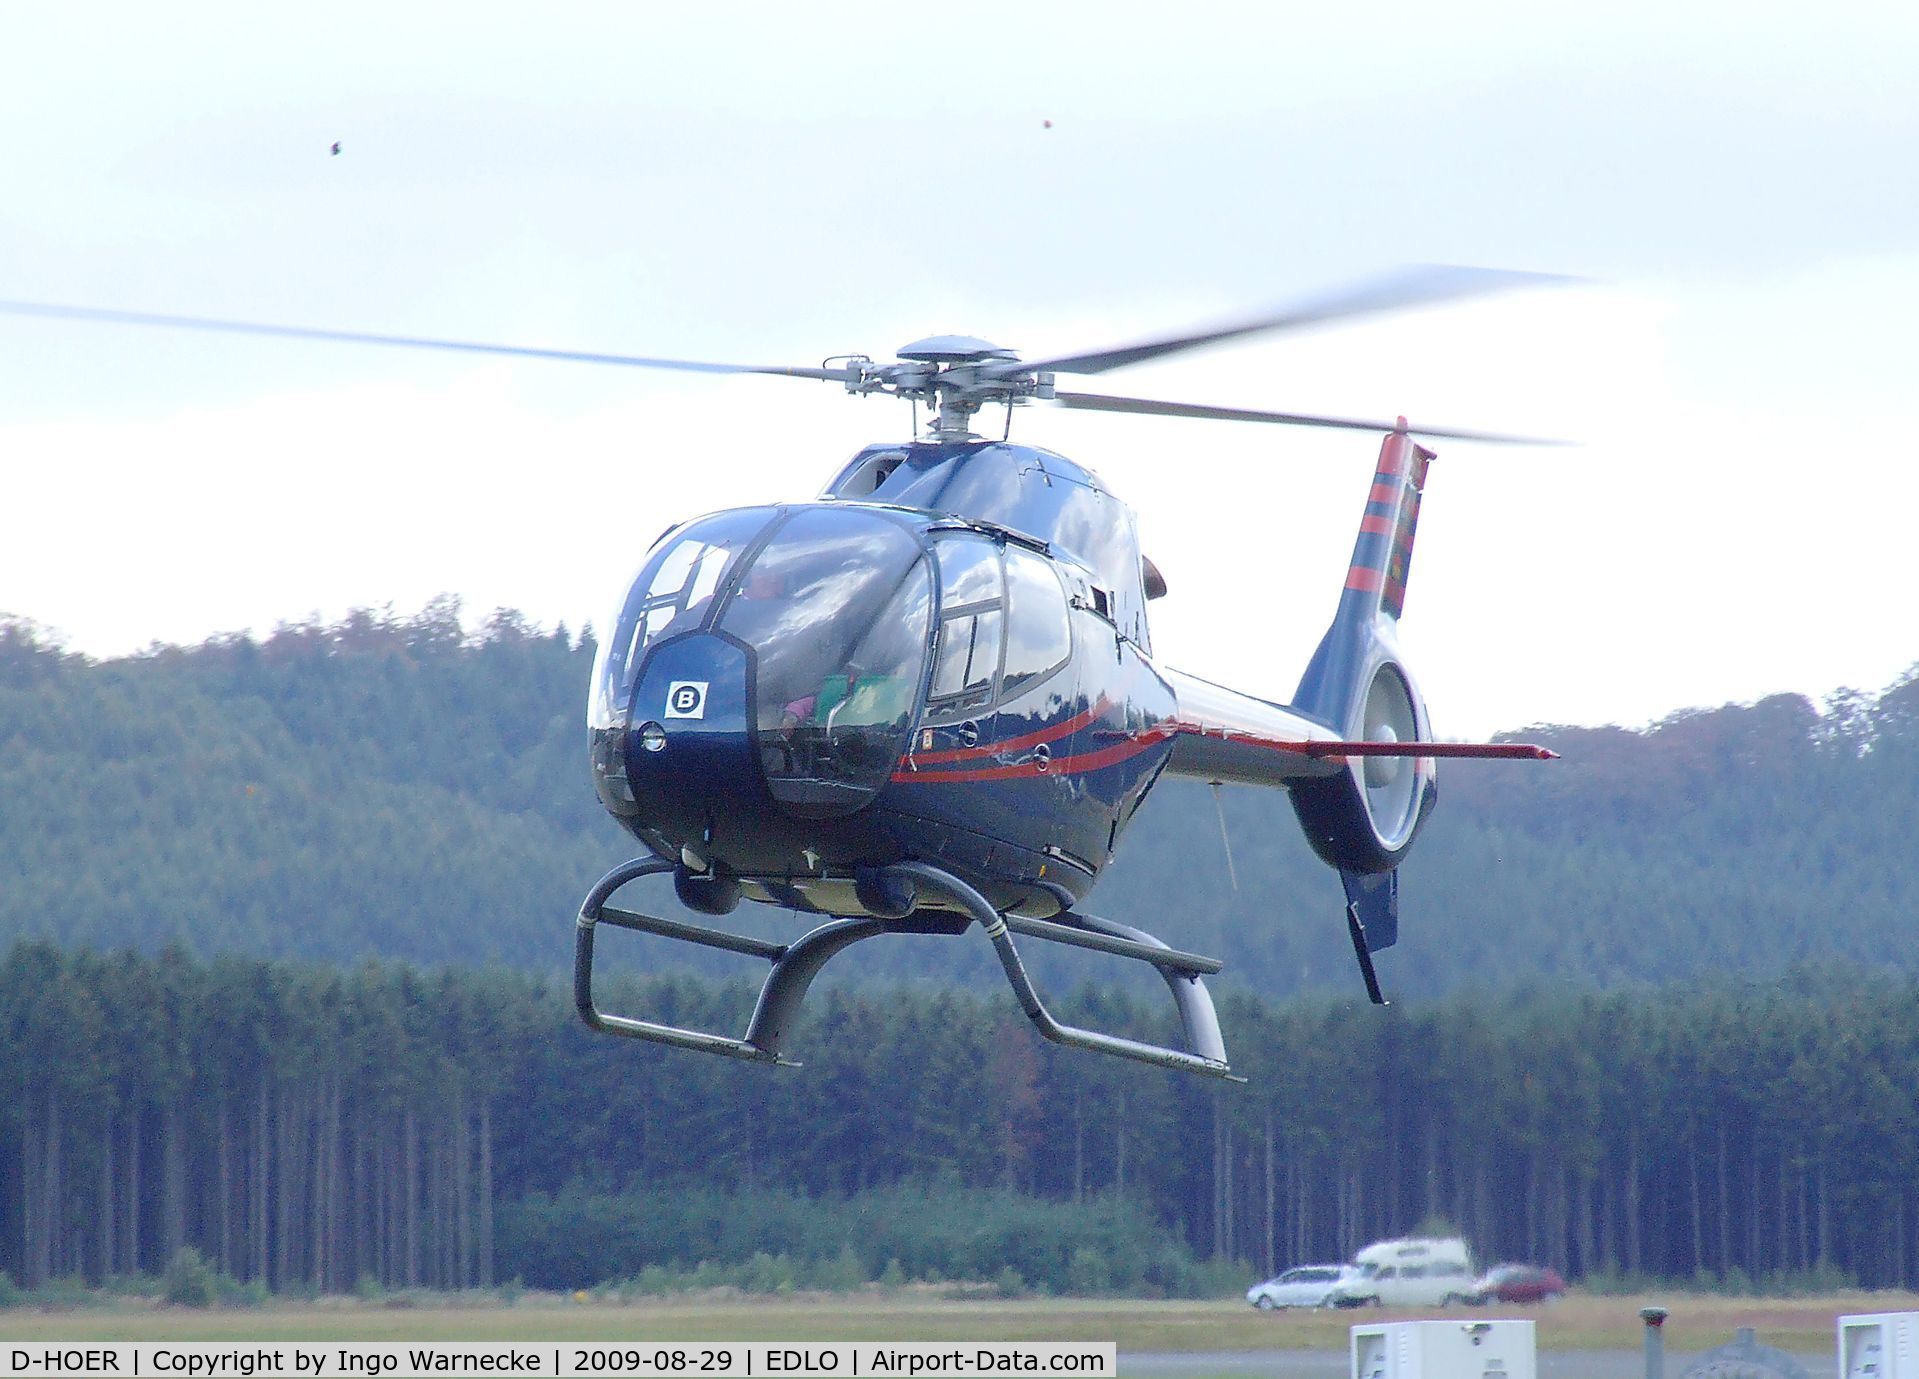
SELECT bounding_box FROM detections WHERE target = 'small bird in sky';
[330,141,342,156]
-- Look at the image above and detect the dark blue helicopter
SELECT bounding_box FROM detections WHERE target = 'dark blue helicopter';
[0,266,1559,1080]
[567,269,1560,1081]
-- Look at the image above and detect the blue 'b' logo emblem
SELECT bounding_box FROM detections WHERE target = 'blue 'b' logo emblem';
[664,681,708,720]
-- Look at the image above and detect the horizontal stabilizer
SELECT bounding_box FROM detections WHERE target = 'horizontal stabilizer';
[1298,740,1558,761]
[1156,715,1557,769]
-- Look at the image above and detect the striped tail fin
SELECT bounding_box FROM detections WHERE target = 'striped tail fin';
[1343,422,1433,623]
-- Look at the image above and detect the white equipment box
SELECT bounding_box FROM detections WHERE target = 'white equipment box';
[1840,1312,1919,1379]
[1351,1320,1536,1379]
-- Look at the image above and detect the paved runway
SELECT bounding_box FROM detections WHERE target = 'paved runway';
[1122,1347,1834,1377]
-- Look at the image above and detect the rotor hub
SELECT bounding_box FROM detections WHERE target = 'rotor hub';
[844,338,1054,441]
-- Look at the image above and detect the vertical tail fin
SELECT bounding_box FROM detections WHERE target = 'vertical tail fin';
[1289,425,1438,875]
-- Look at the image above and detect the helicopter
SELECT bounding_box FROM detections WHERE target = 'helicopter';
[1,266,1559,1081]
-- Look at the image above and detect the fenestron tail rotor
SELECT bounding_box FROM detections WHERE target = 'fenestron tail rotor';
[1359,665,1423,847]
[0,264,1570,444]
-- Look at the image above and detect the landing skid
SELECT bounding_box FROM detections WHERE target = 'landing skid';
[573,857,1241,1080]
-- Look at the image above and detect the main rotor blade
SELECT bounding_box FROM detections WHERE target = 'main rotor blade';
[0,299,857,381]
[1023,265,1570,376]
[1050,390,1566,446]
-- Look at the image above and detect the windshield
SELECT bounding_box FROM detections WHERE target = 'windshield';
[718,508,932,812]
[589,508,777,733]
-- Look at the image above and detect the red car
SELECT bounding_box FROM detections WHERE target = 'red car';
[1471,1263,1567,1304]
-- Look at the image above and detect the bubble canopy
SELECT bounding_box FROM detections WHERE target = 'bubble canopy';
[591,505,935,815]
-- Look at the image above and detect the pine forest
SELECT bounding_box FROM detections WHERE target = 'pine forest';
[3,609,1918,1298]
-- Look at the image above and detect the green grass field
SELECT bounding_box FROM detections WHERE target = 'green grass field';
[2,1289,1907,1354]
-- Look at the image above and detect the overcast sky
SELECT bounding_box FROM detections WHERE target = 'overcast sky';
[3,3,1915,736]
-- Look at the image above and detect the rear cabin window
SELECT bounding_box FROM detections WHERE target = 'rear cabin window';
[1002,546,1071,698]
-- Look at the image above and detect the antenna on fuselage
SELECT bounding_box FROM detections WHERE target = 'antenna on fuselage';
[1210,782,1239,892]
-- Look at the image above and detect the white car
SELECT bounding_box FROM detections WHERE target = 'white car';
[1246,1264,1355,1309]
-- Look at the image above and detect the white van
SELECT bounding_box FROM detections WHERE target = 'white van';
[1328,1237,1477,1308]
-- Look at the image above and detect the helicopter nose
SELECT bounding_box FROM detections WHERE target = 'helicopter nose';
[622,634,763,844]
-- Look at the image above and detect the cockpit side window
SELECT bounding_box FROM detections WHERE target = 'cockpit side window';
[931,607,1003,703]
[935,537,1000,607]
[929,536,1004,714]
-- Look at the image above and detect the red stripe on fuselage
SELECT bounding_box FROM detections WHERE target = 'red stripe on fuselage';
[890,710,1557,786]
[889,716,1175,784]
[902,699,1108,766]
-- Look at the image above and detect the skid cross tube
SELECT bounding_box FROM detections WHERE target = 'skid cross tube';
[575,858,896,1066]
[885,861,1240,1080]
